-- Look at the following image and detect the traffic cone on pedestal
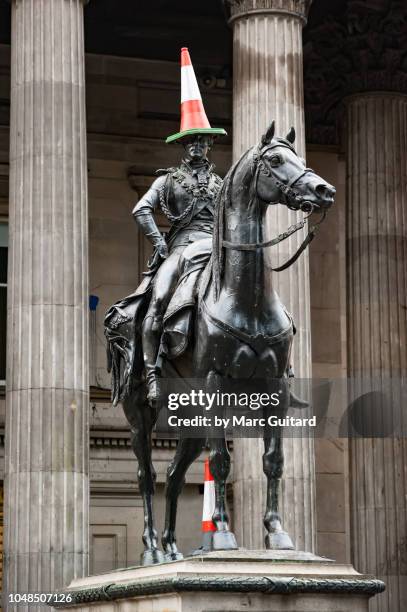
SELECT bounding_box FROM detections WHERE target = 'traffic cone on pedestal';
[201,458,216,551]
[192,458,216,554]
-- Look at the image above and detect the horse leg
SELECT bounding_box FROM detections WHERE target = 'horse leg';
[206,371,238,551]
[162,436,205,561]
[263,381,295,550]
[122,393,165,565]
[209,438,238,550]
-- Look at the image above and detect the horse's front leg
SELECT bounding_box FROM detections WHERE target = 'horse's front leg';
[262,381,294,550]
[207,371,238,551]
[162,436,205,561]
[123,393,164,565]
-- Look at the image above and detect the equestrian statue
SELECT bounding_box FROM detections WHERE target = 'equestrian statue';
[105,48,336,565]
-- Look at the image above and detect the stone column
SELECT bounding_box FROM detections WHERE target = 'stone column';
[301,0,407,607]
[225,0,316,552]
[346,93,407,612]
[4,0,89,606]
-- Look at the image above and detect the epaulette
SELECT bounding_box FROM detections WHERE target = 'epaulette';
[155,167,177,176]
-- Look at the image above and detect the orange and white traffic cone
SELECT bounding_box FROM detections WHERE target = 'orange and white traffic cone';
[192,458,216,554]
[166,48,227,143]
[201,458,216,551]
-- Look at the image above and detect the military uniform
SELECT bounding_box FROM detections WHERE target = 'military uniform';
[133,159,222,251]
[133,158,222,398]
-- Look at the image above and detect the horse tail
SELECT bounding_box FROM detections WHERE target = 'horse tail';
[104,302,144,406]
[105,331,130,406]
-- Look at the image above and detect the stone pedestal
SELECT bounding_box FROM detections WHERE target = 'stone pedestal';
[225,0,316,552]
[54,550,384,611]
[4,0,90,607]
[346,93,407,612]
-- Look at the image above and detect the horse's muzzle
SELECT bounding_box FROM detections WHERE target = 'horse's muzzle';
[315,183,336,207]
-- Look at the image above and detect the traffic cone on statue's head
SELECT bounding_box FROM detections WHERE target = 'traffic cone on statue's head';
[166,48,227,143]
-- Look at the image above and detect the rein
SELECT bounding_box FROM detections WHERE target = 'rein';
[221,143,327,272]
[222,210,326,271]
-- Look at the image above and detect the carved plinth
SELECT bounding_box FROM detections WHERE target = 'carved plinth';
[54,550,384,611]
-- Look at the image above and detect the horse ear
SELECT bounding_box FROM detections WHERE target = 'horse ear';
[261,120,275,147]
[286,126,296,143]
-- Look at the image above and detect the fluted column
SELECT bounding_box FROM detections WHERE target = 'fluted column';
[4,0,89,607]
[347,94,407,612]
[226,0,315,552]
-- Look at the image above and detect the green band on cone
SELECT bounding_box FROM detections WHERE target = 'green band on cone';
[166,127,227,144]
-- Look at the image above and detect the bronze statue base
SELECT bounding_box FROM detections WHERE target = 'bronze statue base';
[56,550,385,611]
[265,530,295,551]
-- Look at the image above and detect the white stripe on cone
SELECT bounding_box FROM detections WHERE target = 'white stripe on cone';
[181,64,202,104]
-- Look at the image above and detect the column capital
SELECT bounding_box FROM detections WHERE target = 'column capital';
[304,0,407,145]
[223,0,313,25]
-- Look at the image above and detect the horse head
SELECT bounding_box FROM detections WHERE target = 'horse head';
[212,120,336,297]
[255,120,336,213]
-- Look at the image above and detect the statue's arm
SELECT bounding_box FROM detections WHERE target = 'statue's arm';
[132,176,168,259]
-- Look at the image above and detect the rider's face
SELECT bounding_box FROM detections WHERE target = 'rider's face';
[182,136,212,162]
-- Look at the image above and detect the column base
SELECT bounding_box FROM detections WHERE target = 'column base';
[54,550,385,611]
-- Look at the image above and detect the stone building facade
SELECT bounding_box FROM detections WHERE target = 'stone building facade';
[0,1,405,611]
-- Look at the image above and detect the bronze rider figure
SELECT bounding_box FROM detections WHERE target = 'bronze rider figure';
[133,48,226,405]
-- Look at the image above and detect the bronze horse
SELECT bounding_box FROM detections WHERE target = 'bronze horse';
[107,122,335,565]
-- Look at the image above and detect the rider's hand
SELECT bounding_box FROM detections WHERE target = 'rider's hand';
[157,240,169,260]
[148,239,168,269]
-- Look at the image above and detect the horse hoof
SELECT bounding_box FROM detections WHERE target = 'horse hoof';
[190,546,210,557]
[212,530,238,551]
[162,540,184,562]
[265,530,295,550]
[164,550,184,562]
[141,549,165,566]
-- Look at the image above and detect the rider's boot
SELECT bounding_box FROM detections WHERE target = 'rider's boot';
[143,315,163,407]
[145,364,161,406]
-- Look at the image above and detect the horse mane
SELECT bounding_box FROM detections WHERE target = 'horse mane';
[212,147,256,300]
[211,136,297,300]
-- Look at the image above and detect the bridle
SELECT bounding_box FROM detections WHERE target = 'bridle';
[221,141,327,272]
[253,142,317,210]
